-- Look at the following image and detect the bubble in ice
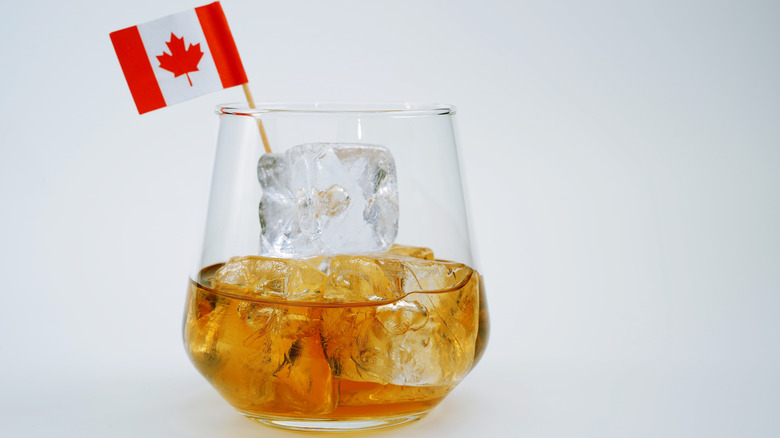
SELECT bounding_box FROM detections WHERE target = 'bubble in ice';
[257,143,399,257]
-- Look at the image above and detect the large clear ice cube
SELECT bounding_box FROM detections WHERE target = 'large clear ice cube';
[257,143,399,258]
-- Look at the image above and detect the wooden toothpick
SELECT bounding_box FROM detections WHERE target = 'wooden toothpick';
[242,83,271,153]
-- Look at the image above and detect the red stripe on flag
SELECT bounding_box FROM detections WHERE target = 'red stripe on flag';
[195,2,248,89]
[110,26,166,114]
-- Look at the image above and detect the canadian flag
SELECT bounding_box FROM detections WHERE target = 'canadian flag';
[110,2,247,114]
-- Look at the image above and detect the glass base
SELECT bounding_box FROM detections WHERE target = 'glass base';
[241,412,428,432]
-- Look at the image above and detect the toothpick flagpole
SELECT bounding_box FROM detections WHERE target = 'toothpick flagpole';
[242,83,272,154]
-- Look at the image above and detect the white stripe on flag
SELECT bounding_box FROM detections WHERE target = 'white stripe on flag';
[137,9,223,106]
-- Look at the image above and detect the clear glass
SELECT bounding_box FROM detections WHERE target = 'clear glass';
[183,102,489,432]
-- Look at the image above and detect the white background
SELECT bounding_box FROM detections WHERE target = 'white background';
[1,0,779,436]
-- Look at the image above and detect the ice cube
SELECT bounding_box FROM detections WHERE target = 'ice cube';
[230,304,334,411]
[211,256,325,301]
[386,244,434,260]
[272,334,338,414]
[324,255,403,303]
[257,143,399,257]
[320,257,481,386]
[375,300,429,335]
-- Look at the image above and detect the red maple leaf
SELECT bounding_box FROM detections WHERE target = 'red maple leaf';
[156,33,204,86]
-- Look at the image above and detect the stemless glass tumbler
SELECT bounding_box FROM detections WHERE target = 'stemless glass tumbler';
[183,103,489,432]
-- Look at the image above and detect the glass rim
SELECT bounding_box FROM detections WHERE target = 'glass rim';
[216,101,456,116]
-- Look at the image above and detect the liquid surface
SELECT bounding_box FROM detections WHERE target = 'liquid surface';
[183,245,488,420]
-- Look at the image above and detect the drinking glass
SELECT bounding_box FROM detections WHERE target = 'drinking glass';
[183,102,489,432]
